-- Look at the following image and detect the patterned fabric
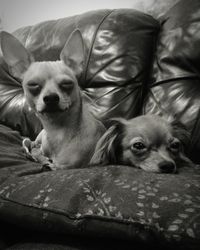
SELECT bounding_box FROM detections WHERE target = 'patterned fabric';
[0,124,199,248]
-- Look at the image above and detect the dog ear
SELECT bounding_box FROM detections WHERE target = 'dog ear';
[90,118,126,166]
[171,121,191,152]
[0,31,33,80]
[171,121,196,168]
[60,29,84,78]
[90,126,119,166]
[176,152,196,168]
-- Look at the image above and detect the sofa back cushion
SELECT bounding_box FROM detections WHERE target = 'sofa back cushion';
[0,9,159,139]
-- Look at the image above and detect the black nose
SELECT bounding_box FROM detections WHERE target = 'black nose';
[158,161,176,173]
[43,94,59,105]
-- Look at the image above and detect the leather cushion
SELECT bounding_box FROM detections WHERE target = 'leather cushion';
[143,0,200,163]
[0,9,159,139]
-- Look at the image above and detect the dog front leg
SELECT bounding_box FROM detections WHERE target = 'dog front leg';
[22,136,57,171]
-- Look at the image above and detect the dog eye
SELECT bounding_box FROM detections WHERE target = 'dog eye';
[60,81,74,92]
[169,140,181,153]
[27,83,41,95]
[27,82,39,88]
[131,142,146,151]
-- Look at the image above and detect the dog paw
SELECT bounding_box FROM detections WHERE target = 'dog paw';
[22,138,37,161]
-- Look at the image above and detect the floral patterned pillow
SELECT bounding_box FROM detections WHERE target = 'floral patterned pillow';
[0,124,200,249]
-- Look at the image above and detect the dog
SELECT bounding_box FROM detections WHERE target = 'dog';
[90,115,194,173]
[1,30,105,170]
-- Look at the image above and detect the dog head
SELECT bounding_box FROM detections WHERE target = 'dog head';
[0,30,85,123]
[90,115,194,173]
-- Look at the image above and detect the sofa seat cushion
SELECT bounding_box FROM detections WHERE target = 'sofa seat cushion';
[0,125,199,249]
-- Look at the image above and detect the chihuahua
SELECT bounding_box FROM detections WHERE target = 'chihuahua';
[90,115,194,173]
[1,30,105,170]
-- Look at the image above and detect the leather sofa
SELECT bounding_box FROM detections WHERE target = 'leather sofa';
[0,0,199,249]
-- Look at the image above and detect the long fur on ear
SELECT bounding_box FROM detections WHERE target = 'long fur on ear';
[90,118,126,165]
[0,31,33,80]
[171,121,191,153]
[171,121,195,168]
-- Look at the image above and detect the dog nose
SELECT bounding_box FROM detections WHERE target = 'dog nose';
[43,94,59,104]
[158,161,176,173]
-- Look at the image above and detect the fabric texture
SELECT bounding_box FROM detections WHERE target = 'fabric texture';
[0,124,199,249]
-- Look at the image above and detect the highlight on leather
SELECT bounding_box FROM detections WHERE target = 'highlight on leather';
[0,9,159,139]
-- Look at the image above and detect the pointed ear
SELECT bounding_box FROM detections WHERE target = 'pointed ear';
[90,118,126,165]
[0,31,33,80]
[60,29,84,78]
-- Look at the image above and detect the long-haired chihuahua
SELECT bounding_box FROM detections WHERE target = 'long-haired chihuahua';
[90,115,194,173]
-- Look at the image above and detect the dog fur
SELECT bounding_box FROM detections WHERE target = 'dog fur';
[1,30,105,170]
[90,115,194,173]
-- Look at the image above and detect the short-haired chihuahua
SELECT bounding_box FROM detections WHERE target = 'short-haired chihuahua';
[1,30,105,170]
[90,115,195,173]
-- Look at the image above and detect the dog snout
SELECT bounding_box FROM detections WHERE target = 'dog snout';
[43,94,59,105]
[158,161,176,173]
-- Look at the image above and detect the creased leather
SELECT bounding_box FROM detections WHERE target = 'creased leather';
[144,0,200,163]
[0,9,159,138]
